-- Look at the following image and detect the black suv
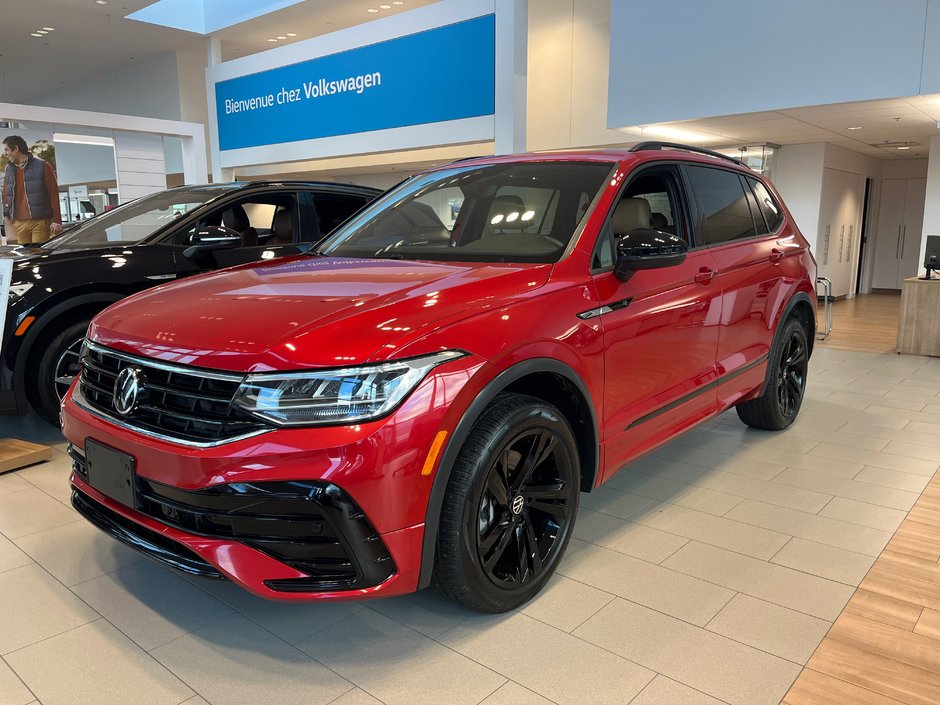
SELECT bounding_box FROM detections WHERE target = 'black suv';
[2,180,380,424]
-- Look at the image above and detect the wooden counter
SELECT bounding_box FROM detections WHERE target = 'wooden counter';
[897,276,940,356]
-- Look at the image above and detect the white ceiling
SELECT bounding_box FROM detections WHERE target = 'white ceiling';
[0,0,437,104]
[1,1,938,165]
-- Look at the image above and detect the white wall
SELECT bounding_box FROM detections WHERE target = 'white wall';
[772,143,827,252]
[883,159,929,180]
[32,53,184,120]
[609,0,938,127]
[918,135,940,274]
[527,0,625,150]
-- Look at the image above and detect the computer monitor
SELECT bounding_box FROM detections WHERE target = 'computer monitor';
[924,235,940,280]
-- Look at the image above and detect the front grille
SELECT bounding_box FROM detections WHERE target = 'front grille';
[79,343,270,444]
[71,446,395,592]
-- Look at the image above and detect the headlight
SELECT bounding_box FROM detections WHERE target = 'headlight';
[8,282,33,302]
[231,350,466,426]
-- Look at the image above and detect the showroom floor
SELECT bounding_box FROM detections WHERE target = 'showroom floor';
[1,344,939,705]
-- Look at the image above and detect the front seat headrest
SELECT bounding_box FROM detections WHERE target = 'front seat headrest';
[612,197,652,237]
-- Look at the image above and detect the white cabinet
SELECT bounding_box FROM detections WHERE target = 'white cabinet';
[871,178,926,290]
[816,168,864,297]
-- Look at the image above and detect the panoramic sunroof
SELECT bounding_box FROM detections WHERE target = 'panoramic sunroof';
[126,0,306,35]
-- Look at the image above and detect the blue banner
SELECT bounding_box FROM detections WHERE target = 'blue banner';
[215,15,496,151]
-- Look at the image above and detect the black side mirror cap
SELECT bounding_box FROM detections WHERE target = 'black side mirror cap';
[183,226,241,259]
[614,228,688,282]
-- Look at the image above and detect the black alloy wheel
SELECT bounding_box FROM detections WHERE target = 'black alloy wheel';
[54,337,85,401]
[436,393,579,612]
[31,318,93,427]
[736,316,809,431]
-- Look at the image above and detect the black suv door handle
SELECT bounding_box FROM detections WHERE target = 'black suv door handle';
[694,267,717,284]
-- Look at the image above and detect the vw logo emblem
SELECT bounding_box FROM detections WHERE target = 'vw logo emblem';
[511,495,525,515]
[113,367,143,416]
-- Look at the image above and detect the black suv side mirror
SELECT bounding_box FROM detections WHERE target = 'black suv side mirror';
[183,226,241,259]
[614,228,688,282]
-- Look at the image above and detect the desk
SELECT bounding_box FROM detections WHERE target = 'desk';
[898,276,940,356]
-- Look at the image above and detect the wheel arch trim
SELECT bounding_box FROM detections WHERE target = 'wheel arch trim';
[417,357,598,590]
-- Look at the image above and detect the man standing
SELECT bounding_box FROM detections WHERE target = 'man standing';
[2,136,62,244]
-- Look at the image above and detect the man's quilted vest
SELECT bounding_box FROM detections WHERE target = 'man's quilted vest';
[4,156,52,220]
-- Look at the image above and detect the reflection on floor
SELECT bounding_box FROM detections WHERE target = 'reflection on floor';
[0,346,939,704]
[817,293,901,355]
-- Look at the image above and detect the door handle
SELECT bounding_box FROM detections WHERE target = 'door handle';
[900,224,907,259]
[770,248,784,263]
[897,225,903,259]
[694,267,717,284]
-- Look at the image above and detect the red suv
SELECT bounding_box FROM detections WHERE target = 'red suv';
[62,143,816,612]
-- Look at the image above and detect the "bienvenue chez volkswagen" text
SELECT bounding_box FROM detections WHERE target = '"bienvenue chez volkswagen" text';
[224,71,382,115]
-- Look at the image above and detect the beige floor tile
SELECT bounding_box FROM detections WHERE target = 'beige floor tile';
[578,485,655,519]
[768,425,889,452]
[574,598,801,705]
[663,542,854,620]
[818,497,909,532]
[866,405,940,426]
[13,520,142,586]
[771,469,920,512]
[179,698,210,705]
[329,690,384,705]
[883,440,940,462]
[810,443,940,476]
[152,614,351,705]
[440,611,653,705]
[5,620,192,705]
[364,589,472,639]
[771,537,876,586]
[71,561,234,651]
[705,593,831,663]
[623,455,708,483]
[0,657,34,705]
[299,609,504,705]
[684,470,833,513]
[839,421,926,442]
[629,676,726,705]
[185,577,364,645]
[828,391,923,411]
[0,534,31,574]
[0,487,78,539]
[634,502,791,559]
[14,456,73,504]
[0,564,98,654]
[654,444,787,480]
[573,509,689,563]
[903,420,940,437]
[0,474,32,497]
[479,681,554,705]
[558,543,734,626]
[855,465,932,492]
[601,472,743,515]
[518,573,614,632]
[738,446,864,479]
[726,499,893,556]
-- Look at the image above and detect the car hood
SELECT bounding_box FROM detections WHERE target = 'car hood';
[89,256,551,371]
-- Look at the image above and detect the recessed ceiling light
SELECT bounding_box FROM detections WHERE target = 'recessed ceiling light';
[36,30,48,34]
[379,3,392,8]
[42,27,55,31]
[285,32,297,37]
[847,126,863,130]
[276,35,287,39]
[898,146,911,150]
[393,1,404,4]
[267,38,277,42]
[95,0,108,4]
[30,33,42,37]
[367,8,379,12]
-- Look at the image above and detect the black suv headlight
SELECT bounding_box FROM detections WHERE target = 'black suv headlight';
[230,350,465,426]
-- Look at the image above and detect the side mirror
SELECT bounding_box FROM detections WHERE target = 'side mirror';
[183,225,241,259]
[614,228,688,282]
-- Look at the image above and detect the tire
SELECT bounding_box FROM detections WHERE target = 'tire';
[736,316,809,431]
[434,393,580,612]
[29,318,92,427]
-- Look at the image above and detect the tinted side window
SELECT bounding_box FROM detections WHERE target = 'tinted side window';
[740,176,769,236]
[314,194,371,235]
[686,165,758,245]
[748,178,784,232]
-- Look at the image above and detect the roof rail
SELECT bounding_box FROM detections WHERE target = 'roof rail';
[629,141,745,167]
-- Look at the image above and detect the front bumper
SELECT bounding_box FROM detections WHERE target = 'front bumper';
[61,352,487,600]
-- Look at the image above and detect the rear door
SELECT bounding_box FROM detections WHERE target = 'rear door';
[590,163,722,480]
[683,164,799,409]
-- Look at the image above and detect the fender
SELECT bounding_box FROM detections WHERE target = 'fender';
[14,292,124,406]
[758,289,816,397]
[416,357,598,589]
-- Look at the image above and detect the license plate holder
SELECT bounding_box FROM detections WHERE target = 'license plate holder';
[85,438,136,509]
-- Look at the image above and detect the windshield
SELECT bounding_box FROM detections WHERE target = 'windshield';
[319,161,614,263]
[42,186,237,251]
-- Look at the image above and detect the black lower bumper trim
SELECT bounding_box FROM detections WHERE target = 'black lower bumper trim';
[71,488,223,579]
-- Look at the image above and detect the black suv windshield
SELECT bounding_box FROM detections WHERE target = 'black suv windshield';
[43,186,238,251]
[319,161,614,263]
